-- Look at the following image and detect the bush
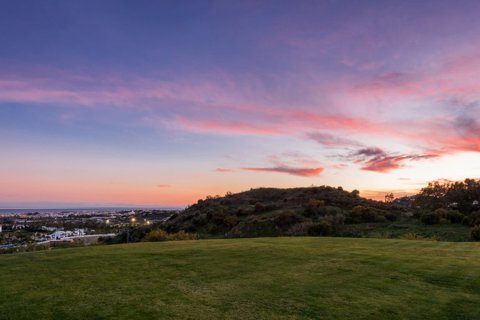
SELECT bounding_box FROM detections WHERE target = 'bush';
[434,208,464,224]
[286,222,315,236]
[144,229,168,242]
[236,207,250,216]
[346,206,381,223]
[438,218,450,224]
[420,212,439,225]
[192,213,208,227]
[254,202,279,213]
[384,212,398,222]
[226,216,277,238]
[303,199,325,217]
[307,221,333,236]
[274,211,304,229]
[254,203,265,213]
[445,210,464,223]
[208,209,238,230]
[167,230,197,241]
[471,225,480,241]
[419,208,465,225]
[466,211,480,226]
[143,229,197,242]
[399,233,438,241]
[287,220,334,236]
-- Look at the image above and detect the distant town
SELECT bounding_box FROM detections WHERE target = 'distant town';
[0,209,178,251]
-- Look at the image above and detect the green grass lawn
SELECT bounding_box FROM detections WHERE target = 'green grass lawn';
[1,237,480,319]
[337,219,472,241]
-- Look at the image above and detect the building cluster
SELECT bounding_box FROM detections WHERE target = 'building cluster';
[35,228,88,242]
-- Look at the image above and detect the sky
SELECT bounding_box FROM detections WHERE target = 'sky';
[2,0,480,208]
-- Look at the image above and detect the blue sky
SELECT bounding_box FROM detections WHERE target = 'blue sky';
[2,0,480,207]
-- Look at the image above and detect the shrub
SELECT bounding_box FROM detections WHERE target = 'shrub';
[446,210,464,223]
[346,205,381,223]
[192,213,208,227]
[144,229,169,242]
[384,212,398,222]
[143,229,197,242]
[303,199,325,217]
[253,201,280,213]
[167,230,197,241]
[399,233,438,241]
[466,211,480,226]
[220,199,232,205]
[254,203,265,213]
[223,215,239,228]
[438,218,450,224]
[332,213,346,225]
[420,208,465,225]
[471,225,480,241]
[274,211,304,229]
[307,221,333,236]
[420,212,439,225]
[287,220,334,236]
[226,216,277,237]
[287,222,316,236]
[434,208,464,224]
[236,207,250,216]
[211,209,226,223]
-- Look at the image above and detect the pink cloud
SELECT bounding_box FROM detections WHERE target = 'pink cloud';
[354,52,480,101]
[268,152,323,167]
[215,167,235,173]
[346,147,439,173]
[3,49,480,163]
[242,166,324,177]
[173,116,281,135]
[332,164,348,170]
[307,132,361,147]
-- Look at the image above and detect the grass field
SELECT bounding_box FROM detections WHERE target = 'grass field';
[1,237,480,319]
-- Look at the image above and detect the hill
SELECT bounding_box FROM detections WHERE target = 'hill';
[1,237,480,319]
[163,186,402,238]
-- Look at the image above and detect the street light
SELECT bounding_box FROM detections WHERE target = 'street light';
[126,217,136,244]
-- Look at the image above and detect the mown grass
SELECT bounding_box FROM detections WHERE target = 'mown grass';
[337,218,471,241]
[1,237,480,319]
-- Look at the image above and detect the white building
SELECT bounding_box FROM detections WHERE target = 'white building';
[49,228,87,240]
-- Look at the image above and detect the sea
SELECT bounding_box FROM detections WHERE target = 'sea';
[0,207,181,215]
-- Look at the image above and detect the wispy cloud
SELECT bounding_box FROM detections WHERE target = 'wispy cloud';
[306,132,362,147]
[172,116,281,135]
[345,147,439,173]
[242,166,324,177]
[2,47,480,163]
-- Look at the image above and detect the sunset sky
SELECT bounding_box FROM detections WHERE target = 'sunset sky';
[2,0,480,208]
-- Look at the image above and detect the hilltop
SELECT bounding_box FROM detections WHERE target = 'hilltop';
[163,186,404,238]
[99,180,480,245]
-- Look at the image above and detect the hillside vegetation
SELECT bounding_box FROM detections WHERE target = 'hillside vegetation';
[164,186,401,238]
[1,237,480,319]
[156,186,472,241]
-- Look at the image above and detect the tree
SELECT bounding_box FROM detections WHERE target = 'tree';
[384,193,394,203]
